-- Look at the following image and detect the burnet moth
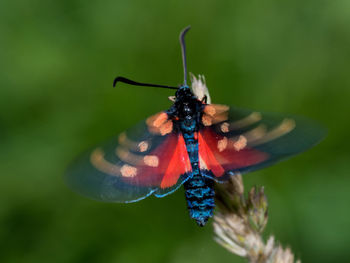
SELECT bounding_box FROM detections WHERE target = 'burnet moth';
[66,26,325,226]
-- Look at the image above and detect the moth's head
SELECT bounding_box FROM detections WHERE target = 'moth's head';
[173,85,198,118]
[175,85,193,99]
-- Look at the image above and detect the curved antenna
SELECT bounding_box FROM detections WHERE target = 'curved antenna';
[179,25,191,86]
[113,76,178,90]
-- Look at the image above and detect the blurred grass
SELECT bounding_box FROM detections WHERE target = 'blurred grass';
[0,0,349,262]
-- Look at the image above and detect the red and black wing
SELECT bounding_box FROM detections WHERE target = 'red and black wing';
[198,104,325,181]
[66,112,192,203]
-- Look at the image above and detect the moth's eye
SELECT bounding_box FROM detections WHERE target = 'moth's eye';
[184,106,191,113]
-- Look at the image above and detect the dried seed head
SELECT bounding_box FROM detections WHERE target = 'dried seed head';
[190,73,211,104]
[214,175,300,263]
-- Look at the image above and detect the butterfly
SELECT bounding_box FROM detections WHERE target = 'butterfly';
[66,26,325,226]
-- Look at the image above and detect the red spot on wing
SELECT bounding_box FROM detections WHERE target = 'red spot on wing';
[198,132,225,177]
[198,129,268,176]
[121,133,192,189]
[160,134,192,188]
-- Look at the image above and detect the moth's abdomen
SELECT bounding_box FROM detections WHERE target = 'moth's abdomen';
[180,117,215,226]
[184,173,215,227]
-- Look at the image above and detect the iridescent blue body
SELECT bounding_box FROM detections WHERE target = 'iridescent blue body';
[169,85,215,226]
[184,174,215,226]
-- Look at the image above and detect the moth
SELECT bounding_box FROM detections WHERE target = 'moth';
[66,26,325,226]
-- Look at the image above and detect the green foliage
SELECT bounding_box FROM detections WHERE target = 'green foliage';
[0,0,349,262]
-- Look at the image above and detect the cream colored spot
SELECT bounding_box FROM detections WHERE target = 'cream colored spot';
[230,112,262,130]
[159,120,173,135]
[153,112,168,127]
[212,113,229,124]
[233,135,247,151]
[217,137,228,152]
[120,164,137,177]
[212,104,229,113]
[146,112,168,133]
[243,124,267,142]
[248,119,296,146]
[90,148,121,176]
[115,147,141,165]
[118,132,146,152]
[144,155,159,167]
[202,115,212,126]
[277,118,296,134]
[204,105,216,116]
[116,146,129,160]
[138,141,149,152]
[221,122,230,133]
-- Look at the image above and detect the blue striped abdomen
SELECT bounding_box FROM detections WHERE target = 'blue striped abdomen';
[181,120,215,226]
[184,174,215,226]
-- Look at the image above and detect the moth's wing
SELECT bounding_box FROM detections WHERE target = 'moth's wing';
[66,112,192,203]
[199,104,326,181]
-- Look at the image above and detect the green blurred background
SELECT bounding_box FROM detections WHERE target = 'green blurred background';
[1,0,349,262]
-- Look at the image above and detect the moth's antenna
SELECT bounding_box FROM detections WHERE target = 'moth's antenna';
[179,25,191,86]
[113,76,178,90]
